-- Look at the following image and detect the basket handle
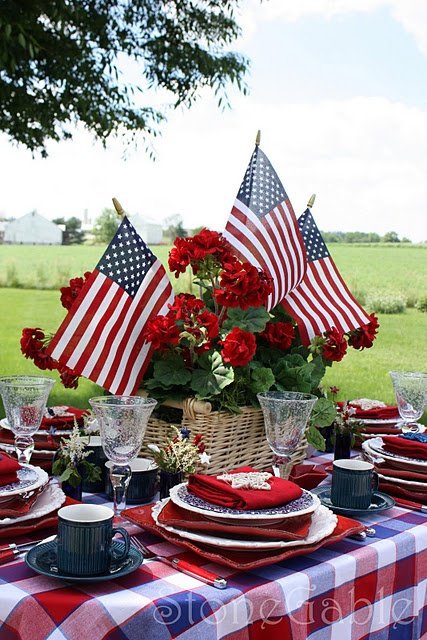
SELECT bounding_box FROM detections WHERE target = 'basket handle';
[137,390,212,419]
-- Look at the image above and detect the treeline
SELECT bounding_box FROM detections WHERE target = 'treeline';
[321,231,412,244]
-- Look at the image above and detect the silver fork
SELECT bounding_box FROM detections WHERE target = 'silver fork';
[130,535,227,589]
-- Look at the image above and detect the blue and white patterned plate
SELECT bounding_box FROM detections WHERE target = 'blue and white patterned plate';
[169,483,320,525]
[0,464,49,498]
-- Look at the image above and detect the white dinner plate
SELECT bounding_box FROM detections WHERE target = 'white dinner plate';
[0,483,66,526]
[0,464,49,498]
[362,437,427,473]
[169,483,320,526]
[152,500,337,550]
[376,472,427,490]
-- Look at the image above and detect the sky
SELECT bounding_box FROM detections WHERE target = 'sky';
[1,0,427,242]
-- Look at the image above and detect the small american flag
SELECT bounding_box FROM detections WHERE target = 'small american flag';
[282,209,371,345]
[47,216,173,395]
[223,145,307,310]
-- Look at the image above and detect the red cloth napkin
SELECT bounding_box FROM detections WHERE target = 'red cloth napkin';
[382,435,427,460]
[157,499,312,541]
[40,407,88,430]
[338,401,399,420]
[0,487,43,518]
[289,463,328,490]
[187,466,303,510]
[0,452,20,487]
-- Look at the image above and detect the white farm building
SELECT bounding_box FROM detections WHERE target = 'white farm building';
[4,212,62,245]
[129,214,163,245]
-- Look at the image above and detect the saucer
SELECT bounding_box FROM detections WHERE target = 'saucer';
[26,540,143,582]
[312,488,395,516]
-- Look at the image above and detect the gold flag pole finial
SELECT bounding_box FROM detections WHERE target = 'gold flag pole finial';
[307,194,316,209]
[112,197,125,218]
[255,130,261,146]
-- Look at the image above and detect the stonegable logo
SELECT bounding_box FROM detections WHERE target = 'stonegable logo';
[152,587,417,630]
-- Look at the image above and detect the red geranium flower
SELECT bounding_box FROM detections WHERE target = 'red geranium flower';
[348,314,379,350]
[60,272,91,310]
[322,327,347,362]
[261,321,295,350]
[143,316,181,350]
[168,238,193,277]
[214,261,272,309]
[220,327,257,367]
[58,366,79,389]
[20,327,45,358]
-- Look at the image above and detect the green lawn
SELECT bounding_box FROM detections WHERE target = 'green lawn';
[1,243,426,418]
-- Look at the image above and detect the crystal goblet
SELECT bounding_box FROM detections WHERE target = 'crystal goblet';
[257,391,317,479]
[389,371,427,432]
[89,395,157,516]
[0,375,55,464]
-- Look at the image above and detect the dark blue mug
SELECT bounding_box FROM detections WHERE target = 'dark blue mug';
[57,504,130,576]
[105,458,158,504]
[331,459,379,510]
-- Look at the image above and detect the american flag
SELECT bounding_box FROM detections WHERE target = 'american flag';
[47,217,173,395]
[223,145,307,310]
[282,209,371,345]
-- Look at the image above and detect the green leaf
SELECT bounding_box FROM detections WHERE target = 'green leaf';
[222,306,270,333]
[249,367,275,394]
[306,424,326,452]
[190,351,234,398]
[310,397,336,427]
[153,355,191,387]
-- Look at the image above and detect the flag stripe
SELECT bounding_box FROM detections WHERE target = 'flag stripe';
[99,262,171,391]
[49,273,109,360]
[323,258,370,326]
[108,271,173,394]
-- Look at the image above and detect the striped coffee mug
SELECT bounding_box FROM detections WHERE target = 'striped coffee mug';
[331,459,379,510]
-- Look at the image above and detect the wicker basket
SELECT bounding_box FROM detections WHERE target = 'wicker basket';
[141,396,308,476]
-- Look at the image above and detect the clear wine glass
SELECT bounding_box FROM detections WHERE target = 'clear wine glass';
[389,371,427,432]
[0,375,55,464]
[257,391,317,479]
[89,395,157,516]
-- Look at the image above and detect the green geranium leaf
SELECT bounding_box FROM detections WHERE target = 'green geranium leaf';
[153,355,191,387]
[310,355,326,389]
[250,367,275,394]
[306,424,326,451]
[222,306,270,333]
[310,397,336,427]
[273,354,315,392]
[190,351,234,398]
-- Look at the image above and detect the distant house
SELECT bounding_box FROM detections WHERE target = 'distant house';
[4,212,62,245]
[129,214,163,244]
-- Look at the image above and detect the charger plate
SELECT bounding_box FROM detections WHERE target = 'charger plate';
[123,504,365,571]
[169,483,319,526]
[152,501,337,550]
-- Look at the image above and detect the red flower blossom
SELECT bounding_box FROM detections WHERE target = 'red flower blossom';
[20,328,45,358]
[322,328,347,362]
[168,294,205,321]
[142,316,181,350]
[260,322,295,350]
[60,272,92,309]
[58,366,79,389]
[348,314,379,350]
[221,327,257,367]
[168,238,193,277]
[214,261,272,309]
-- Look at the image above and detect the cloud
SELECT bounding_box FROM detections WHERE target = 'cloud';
[2,95,425,242]
[244,0,427,55]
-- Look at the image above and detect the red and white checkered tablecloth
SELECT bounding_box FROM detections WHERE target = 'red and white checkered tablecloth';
[0,453,426,640]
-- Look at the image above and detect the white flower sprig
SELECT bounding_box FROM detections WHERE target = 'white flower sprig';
[148,426,210,474]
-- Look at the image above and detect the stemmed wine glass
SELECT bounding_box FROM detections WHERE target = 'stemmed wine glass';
[389,371,427,432]
[257,391,317,479]
[89,395,157,516]
[0,375,55,464]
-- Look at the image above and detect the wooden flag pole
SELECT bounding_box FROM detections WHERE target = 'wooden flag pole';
[307,194,316,209]
[255,130,261,146]
[112,197,125,218]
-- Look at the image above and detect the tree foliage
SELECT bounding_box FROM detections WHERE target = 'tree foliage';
[92,208,120,243]
[52,216,85,245]
[0,0,248,156]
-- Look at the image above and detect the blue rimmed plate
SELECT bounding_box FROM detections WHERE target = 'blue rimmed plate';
[169,483,320,526]
[26,540,143,582]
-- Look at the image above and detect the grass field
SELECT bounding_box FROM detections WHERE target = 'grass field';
[1,243,426,419]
